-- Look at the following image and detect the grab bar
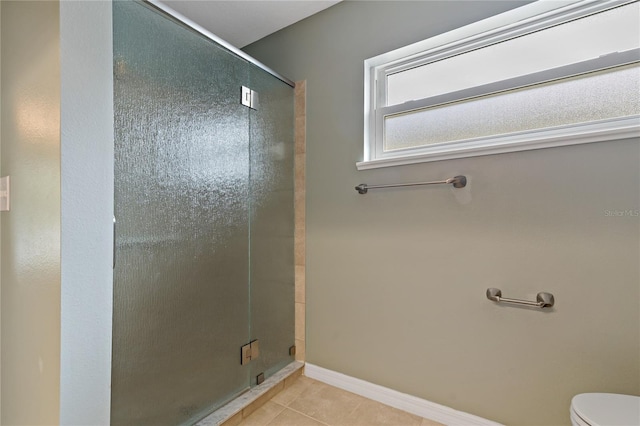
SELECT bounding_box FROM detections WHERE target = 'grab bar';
[486,288,555,309]
[355,175,466,194]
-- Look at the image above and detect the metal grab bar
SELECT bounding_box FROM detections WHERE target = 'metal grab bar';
[486,288,555,309]
[355,175,466,194]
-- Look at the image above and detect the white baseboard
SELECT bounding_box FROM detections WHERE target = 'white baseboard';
[304,363,502,426]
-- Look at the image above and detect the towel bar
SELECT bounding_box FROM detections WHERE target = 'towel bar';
[355,175,466,194]
[486,288,555,309]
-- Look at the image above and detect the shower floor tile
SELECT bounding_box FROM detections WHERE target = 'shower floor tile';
[237,376,444,426]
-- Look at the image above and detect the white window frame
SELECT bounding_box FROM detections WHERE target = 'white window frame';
[359,0,640,170]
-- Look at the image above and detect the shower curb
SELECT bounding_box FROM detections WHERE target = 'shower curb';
[195,361,304,426]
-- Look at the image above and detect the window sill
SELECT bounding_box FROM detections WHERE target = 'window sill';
[356,116,640,170]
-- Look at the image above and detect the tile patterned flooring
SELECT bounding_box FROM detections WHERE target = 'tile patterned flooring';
[236,376,444,426]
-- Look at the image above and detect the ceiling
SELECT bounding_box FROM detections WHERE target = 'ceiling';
[159,1,341,48]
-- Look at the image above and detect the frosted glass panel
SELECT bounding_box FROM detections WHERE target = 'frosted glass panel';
[112,2,250,424]
[384,64,640,152]
[387,2,640,106]
[248,67,295,384]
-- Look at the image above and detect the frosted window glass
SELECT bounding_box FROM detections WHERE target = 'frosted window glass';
[384,64,640,152]
[387,2,640,106]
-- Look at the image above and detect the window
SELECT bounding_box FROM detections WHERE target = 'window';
[359,0,640,170]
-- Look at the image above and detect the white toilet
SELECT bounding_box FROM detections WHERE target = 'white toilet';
[570,393,640,426]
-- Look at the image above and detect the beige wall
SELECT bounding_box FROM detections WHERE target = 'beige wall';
[245,2,640,425]
[0,3,3,416]
[0,2,2,418]
[1,1,61,424]
[1,2,113,423]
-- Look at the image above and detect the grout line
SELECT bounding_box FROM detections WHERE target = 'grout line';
[343,398,365,423]
[271,401,287,409]
[281,378,367,426]
[281,407,332,426]
[276,378,331,425]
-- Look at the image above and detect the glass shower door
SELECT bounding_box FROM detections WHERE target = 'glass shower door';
[112,2,251,424]
[248,67,295,384]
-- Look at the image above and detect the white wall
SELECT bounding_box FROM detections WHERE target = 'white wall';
[59,1,114,424]
[245,2,640,424]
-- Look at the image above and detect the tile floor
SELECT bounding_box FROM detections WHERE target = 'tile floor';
[236,376,444,426]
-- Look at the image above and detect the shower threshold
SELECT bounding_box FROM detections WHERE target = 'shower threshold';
[195,361,304,426]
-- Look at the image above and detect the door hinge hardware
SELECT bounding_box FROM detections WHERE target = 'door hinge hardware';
[256,372,265,385]
[240,339,259,365]
[289,345,296,357]
[241,86,258,110]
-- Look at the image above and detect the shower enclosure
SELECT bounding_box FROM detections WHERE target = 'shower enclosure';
[111,2,295,424]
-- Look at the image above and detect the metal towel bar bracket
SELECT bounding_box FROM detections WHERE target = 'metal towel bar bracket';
[355,175,466,194]
[486,288,555,309]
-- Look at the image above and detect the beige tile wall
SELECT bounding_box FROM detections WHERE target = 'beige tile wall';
[294,80,306,362]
